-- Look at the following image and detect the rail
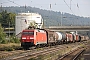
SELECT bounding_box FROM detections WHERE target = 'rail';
[57,48,85,60]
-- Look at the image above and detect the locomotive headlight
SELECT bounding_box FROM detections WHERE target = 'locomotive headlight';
[22,37,26,39]
[30,38,34,39]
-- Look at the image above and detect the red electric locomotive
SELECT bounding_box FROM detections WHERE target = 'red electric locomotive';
[21,29,47,49]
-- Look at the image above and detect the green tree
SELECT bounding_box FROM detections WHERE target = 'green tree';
[29,21,38,28]
[0,14,3,22]
[0,10,16,28]
[0,24,7,44]
[8,13,16,27]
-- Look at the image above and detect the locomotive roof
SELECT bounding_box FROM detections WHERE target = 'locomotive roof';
[22,28,45,31]
[23,29,35,31]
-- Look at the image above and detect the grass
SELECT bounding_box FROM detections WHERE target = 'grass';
[0,43,21,51]
[29,44,85,60]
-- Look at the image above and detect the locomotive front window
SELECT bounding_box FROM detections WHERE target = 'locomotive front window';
[22,32,28,35]
[22,32,34,35]
[28,32,34,35]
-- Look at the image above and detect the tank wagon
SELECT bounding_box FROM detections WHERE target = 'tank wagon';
[21,28,88,49]
[53,32,66,44]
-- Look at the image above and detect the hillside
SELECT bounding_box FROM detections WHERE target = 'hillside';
[0,6,90,27]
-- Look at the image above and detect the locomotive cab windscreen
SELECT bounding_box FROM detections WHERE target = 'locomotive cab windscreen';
[22,31,34,36]
[21,30,34,41]
[21,30,35,49]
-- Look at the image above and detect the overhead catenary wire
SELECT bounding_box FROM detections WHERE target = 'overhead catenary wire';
[6,0,83,17]
[74,0,83,17]
[70,0,72,9]
[7,0,21,6]
[0,2,8,11]
[63,0,75,15]
[7,0,33,12]
[69,0,82,17]
[76,3,82,17]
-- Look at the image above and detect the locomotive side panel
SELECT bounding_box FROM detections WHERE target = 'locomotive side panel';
[35,30,47,45]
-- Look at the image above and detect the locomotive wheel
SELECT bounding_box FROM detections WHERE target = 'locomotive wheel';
[36,44,41,48]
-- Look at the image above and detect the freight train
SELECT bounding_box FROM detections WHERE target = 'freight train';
[20,28,88,49]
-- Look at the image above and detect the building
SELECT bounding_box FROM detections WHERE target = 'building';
[15,13,43,35]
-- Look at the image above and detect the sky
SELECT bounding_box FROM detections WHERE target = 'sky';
[0,0,90,17]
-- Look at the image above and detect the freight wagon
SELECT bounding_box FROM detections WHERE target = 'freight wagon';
[80,36,89,41]
[66,33,74,43]
[74,34,81,42]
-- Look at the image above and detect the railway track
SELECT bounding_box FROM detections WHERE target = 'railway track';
[11,47,62,60]
[0,50,28,58]
[2,46,84,60]
[0,40,88,60]
[57,47,85,60]
[0,44,80,60]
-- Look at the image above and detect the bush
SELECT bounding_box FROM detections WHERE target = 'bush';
[0,24,7,44]
[10,36,20,43]
[1,39,8,44]
[14,38,20,43]
[10,39,15,43]
[6,47,14,51]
